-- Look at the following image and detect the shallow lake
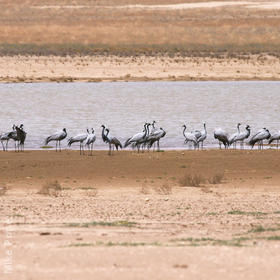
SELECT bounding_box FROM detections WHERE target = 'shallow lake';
[0,81,279,150]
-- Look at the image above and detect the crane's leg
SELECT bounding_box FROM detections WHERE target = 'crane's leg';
[59,140,61,152]
[6,140,9,151]
[55,141,58,152]
[1,141,5,151]
[91,143,93,156]
[277,140,279,149]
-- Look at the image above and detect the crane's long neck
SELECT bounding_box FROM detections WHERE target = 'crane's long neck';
[237,124,240,133]
[101,126,105,138]
[246,127,250,138]
[204,123,207,135]
[106,130,109,137]
[146,124,150,137]
[143,124,147,138]
[182,126,186,138]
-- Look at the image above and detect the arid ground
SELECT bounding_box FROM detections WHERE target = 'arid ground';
[1,150,280,279]
[0,0,280,81]
[1,0,280,278]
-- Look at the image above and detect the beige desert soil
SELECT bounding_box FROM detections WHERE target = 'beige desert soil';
[1,0,280,82]
[1,150,280,279]
[0,54,280,82]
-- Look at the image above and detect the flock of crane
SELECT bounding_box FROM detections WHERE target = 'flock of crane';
[0,121,280,154]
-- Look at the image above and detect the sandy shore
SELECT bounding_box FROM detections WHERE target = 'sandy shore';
[1,54,280,83]
[1,150,280,279]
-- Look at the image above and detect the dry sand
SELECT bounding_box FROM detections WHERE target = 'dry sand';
[0,54,279,83]
[1,150,280,279]
[1,0,280,82]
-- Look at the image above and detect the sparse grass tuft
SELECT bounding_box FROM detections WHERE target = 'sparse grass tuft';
[38,180,62,196]
[208,173,224,184]
[65,220,137,228]
[69,243,94,247]
[40,145,53,149]
[68,241,162,247]
[249,225,280,233]
[139,180,150,194]
[171,237,247,247]
[154,182,172,195]
[206,212,218,216]
[228,210,267,216]
[0,186,7,196]
[267,236,280,241]
[179,173,204,187]
[140,184,150,195]
[79,187,98,197]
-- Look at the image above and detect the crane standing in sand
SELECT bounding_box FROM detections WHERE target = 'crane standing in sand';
[105,128,122,155]
[68,129,89,155]
[85,128,96,155]
[214,127,229,149]
[45,128,67,152]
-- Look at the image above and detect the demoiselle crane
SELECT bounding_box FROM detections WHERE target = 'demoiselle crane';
[214,128,229,149]
[105,128,122,155]
[182,125,197,149]
[197,123,207,150]
[85,128,96,155]
[229,123,241,149]
[235,125,251,149]
[268,131,280,148]
[147,127,166,152]
[45,128,67,152]
[249,128,270,149]
[124,123,149,152]
[68,129,89,155]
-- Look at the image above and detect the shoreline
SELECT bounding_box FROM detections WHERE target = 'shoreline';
[1,54,280,83]
[1,149,280,189]
[2,76,280,83]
